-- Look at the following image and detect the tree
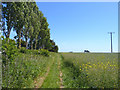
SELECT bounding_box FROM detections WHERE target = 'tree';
[2,2,15,39]
[37,11,43,49]
[2,1,59,52]
[23,2,31,49]
[49,40,59,52]
[21,39,26,47]
[39,17,51,49]
[54,45,58,53]
[32,4,40,49]
[12,2,26,49]
[13,2,31,49]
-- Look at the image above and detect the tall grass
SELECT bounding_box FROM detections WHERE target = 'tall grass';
[61,53,118,88]
[2,52,54,88]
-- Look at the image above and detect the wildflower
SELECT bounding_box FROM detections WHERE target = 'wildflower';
[89,65,92,68]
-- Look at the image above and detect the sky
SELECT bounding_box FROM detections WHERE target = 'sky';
[10,2,118,53]
[35,2,118,52]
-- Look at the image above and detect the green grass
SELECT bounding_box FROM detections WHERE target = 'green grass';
[2,52,56,88]
[61,53,118,88]
[41,53,61,88]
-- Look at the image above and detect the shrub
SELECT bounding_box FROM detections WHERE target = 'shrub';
[32,50,40,55]
[20,47,27,53]
[49,45,58,53]
[54,45,58,53]
[25,49,32,54]
[2,37,18,65]
[40,49,49,57]
[19,48,49,56]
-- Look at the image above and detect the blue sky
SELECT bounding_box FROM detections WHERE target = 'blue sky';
[10,2,118,52]
[35,2,118,52]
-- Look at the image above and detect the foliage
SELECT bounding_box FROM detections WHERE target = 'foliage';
[2,37,18,65]
[49,45,58,53]
[40,49,49,57]
[21,39,26,47]
[2,2,15,38]
[19,47,49,56]
[54,45,59,53]
[49,40,59,53]
[2,53,54,88]
[1,36,53,88]
[20,47,27,53]
[2,2,58,50]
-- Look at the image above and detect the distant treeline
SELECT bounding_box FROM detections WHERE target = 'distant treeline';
[1,1,58,52]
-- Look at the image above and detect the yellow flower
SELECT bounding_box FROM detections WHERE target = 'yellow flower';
[89,66,92,68]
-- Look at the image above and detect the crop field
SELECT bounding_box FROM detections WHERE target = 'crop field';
[61,53,118,88]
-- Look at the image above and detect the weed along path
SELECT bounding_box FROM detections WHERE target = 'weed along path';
[34,56,55,88]
[34,65,51,88]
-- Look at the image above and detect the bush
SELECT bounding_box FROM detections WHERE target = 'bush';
[19,48,49,57]
[24,49,40,55]
[54,45,58,53]
[20,47,27,53]
[40,49,49,57]
[2,37,18,65]
[32,50,40,55]
[49,45,58,53]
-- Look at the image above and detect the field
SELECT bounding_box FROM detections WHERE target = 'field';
[2,52,118,88]
[61,53,118,88]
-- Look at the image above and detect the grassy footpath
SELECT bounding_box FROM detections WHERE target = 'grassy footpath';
[41,53,61,88]
[34,53,57,88]
[61,53,118,88]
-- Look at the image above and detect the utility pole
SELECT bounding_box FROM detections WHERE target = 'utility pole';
[108,32,115,53]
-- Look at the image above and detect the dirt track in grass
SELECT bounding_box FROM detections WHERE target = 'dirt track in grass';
[34,57,55,89]
[34,54,64,89]
[58,57,64,88]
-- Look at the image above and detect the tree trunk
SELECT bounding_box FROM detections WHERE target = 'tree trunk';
[31,43,33,50]
[42,44,44,49]
[18,38,21,49]
[25,36,28,49]
[5,27,11,43]
[18,28,22,49]
[30,36,33,50]
[35,38,37,50]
